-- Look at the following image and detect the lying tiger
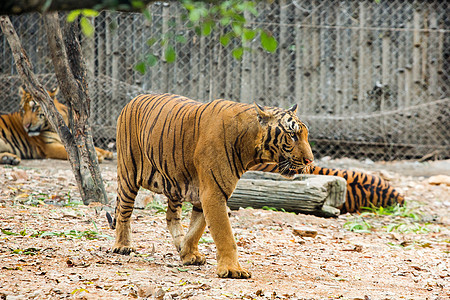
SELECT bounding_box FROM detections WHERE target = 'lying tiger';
[251,163,405,213]
[0,87,113,165]
[108,93,314,279]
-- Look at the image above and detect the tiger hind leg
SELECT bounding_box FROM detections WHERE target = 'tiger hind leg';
[166,198,185,252]
[112,180,139,255]
[179,207,207,265]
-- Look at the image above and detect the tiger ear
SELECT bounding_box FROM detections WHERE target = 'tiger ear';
[288,103,298,115]
[48,87,59,99]
[19,86,25,97]
[254,102,271,125]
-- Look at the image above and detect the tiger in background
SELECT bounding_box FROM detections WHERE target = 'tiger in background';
[0,87,113,165]
[107,93,314,279]
[251,163,405,213]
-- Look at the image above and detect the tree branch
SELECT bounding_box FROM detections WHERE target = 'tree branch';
[0,0,224,15]
[0,0,155,15]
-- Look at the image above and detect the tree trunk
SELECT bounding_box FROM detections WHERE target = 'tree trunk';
[0,14,108,205]
[228,172,347,218]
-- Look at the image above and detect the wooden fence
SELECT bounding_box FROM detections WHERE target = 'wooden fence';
[0,0,449,160]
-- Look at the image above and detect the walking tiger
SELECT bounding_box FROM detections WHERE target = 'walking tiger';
[107,93,314,279]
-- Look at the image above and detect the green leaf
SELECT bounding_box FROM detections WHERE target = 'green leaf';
[232,23,243,35]
[131,0,146,9]
[1,229,18,236]
[146,37,157,47]
[142,8,152,21]
[80,17,95,37]
[81,9,99,18]
[220,17,231,26]
[189,9,202,22]
[243,28,256,42]
[175,35,187,44]
[165,46,176,63]
[67,10,81,23]
[232,47,244,60]
[220,33,233,46]
[42,0,53,12]
[260,30,278,53]
[146,54,158,67]
[201,21,213,36]
[135,62,146,74]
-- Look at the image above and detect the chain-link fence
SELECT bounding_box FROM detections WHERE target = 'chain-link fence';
[1,0,449,160]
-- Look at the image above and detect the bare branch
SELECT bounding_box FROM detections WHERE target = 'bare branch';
[0,0,155,15]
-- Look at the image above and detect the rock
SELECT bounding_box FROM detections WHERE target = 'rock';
[11,170,28,181]
[293,227,318,238]
[428,175,450,186]
[138,285,155,298]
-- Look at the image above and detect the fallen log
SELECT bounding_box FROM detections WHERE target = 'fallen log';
[228,171,347,217]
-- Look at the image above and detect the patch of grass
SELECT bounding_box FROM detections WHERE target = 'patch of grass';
[386,222,439,234]
[28,221,112,240]
[1,229,19,236]
[261,206,295,213]
[343,217,372,233]
[62,191,83,206]
[199,236,214,244]
[11,247,41,255]
[145,199,166,214]
[361,202,421,221]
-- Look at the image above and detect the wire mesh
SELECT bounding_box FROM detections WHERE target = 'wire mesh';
[0,0,448,160]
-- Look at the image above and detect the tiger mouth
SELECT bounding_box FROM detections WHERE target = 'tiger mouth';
[278,156,307,176]
[25,126,42,137]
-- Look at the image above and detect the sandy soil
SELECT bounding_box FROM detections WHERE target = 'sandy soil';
[0,158,449,299]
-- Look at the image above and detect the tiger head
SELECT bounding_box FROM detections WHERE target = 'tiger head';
[255,103,314,177]
[20,87,59,136]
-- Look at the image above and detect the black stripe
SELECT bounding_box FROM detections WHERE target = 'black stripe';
[210,170,228,200]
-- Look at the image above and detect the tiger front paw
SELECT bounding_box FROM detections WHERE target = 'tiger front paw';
[103,150,114,160]
[181,251,206,265]
[0,153,20,165]
[112,245,136,255]
[217,263,251,279]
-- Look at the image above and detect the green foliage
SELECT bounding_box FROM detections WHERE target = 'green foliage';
[137,0,278,71]
[2,221,112,240]
[262,206,279,212]
[12,247,41,255]
[199,236,214,244]
[385,222,438,234]
[360,203,421,221]
[68,1,279,71]
[37,227,112,240]
[1,229,19,236]
[145,197,166,214]
[343,217,372,233]
[67,9,99,37]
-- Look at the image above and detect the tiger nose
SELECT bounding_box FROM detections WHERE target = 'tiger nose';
[304,157,313,165]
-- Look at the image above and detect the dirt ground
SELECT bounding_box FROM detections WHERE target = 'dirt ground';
[0,158,449,300]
